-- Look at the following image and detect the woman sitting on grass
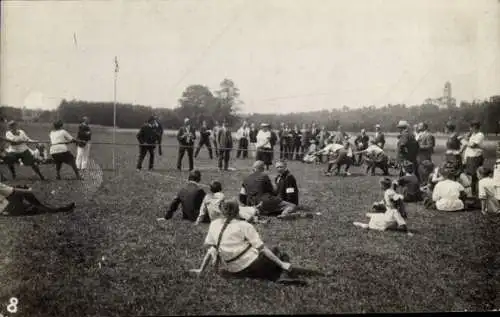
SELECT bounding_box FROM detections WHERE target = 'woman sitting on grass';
[190,199,309,284]
[195,181,260,224]
[477,166,500,215]
[354,177,409,234]
[430,167,467,212]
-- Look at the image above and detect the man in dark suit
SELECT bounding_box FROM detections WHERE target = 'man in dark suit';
[274,160,299,205]
[354,129,370,165]
[217,120,233,171]
[137,116,160,170]
[373,124,385,149]
[239,160,297,218]
[159,170,206,222]
[195,120,213,159]
[316,125,330,163]
[396,120,420,178]
[152,115,164,156]
[177,118,196,171]
[311,123,320,140]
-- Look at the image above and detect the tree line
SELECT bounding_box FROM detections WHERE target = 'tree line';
[1,80,499,133]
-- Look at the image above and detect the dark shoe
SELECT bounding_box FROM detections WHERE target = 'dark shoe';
[277,271,308,286]
[56,203,76,213]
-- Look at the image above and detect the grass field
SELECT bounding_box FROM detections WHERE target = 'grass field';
[0,124,499,315]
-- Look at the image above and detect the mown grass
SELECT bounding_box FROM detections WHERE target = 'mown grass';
[0,125,499,316]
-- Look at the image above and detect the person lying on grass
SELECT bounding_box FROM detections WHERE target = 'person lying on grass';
[189,199,316,284]
[0,182,75,216]
[477,166,500,215]
[354,177,410,234]
[194,181,262,224]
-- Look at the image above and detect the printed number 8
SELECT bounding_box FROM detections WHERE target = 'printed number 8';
[7,297,18,313]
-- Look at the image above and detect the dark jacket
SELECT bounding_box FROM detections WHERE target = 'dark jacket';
[199,126,211,141]
[397,130,419,162]
[292,130,302,146]
[275,170,299,205]
[416,130,435,162]
[270,131,278,148]
[354,134,370,150]
[77,123,92,142]
[301,129,312,147]
[217,128,233,150]
[165,182,206,221]
[152,120,163,142]
[137,124,159,145]
[239,171,275,206]
[374,132,386,149]
[249,129,258,143]
[177,125,196,146]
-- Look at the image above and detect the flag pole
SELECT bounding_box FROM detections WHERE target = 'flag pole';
[113,56,118,172]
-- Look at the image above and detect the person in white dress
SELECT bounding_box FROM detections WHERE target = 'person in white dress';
[477,166,500,215]
[431,168,467,212]
[353,177,409,233]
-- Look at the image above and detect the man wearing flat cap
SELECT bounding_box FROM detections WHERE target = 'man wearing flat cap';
[177,117,196,171]
[396,120,419,178]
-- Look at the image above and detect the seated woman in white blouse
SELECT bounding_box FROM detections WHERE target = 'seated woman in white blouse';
[431,168,467,212]
[190,199,311,283]
[194,181,259,224]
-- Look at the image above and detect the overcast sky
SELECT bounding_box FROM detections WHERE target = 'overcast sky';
[1,0,499,113]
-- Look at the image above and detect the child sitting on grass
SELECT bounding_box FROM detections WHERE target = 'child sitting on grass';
[397,162,422,203]
[195,181,264,225]
[477,166,500,215]
[353,177,410,234]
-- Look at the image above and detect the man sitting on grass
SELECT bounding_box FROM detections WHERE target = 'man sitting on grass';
[159,170,206,222]
[240,161,311,220]
[0,182,75,216]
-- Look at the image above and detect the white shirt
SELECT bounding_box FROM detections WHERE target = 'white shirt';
[5,130,32,153]
[256,130,271,149]
[236,127,250,140]
[204,218,264,273]
[0,182,14,212]
[494,159,500,200]
[49,130,74,154]
[432,179,465,211]
[463,132,485,158]
[365,144,384,156]
[319,143,343,155]
[199,192,225,222]
[478,177,499,200]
